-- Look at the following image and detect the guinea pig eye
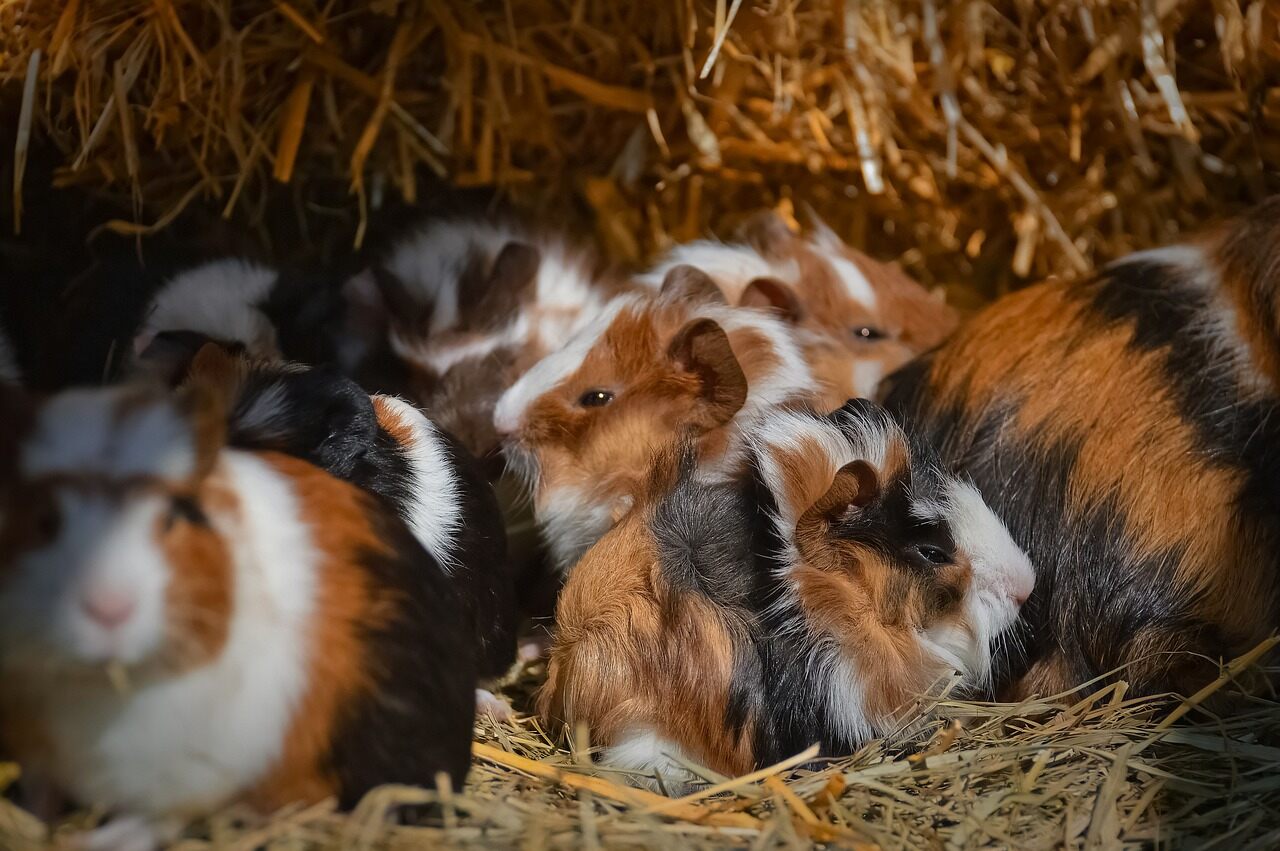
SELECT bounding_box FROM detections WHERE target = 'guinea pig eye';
[577,389,615,408]
[916,544,952,566]
[32,499,61,545]
[851,326,886,342]
[165,495,209,530]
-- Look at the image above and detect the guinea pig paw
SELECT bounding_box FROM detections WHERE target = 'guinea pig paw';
[517,634,553,663]
[64,815,174,851]
[475,688,517,723]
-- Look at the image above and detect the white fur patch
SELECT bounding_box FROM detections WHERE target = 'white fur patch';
[939,479,1035,687]
[536,484,617,574]
[604,728,702,793]
[493,294,640,436]
[814,249,878,310]
[637,241,799,300]
[372,395,463,572]
[22,389,195,482]
[136,259,280,359]
[3,449,319,821]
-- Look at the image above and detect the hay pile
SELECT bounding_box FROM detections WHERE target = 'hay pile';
[2,641,1278,848]
[3,1,1280,847]
[2,1,1278,299]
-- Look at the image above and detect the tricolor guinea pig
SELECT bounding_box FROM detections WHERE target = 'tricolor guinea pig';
[639,211,958,408]
[540,399,1034,788]
[351,218,634,459]
[182,346,518,713]
[494,265,818,574]
[883,198,1280,699]
[0,382,475,850]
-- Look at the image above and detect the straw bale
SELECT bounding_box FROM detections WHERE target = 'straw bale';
[1,0,1277,297]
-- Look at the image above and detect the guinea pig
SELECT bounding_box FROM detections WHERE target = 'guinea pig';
[638,210,958,407]
[883,198,1280,700]
[0,382,475,850]
[349,218,634,458]
[494,264,818,574]
[182,345,518,713]
[131,259,284,383]
[540,399,1034,788]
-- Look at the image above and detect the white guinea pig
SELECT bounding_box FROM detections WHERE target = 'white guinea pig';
[0,382,476,850]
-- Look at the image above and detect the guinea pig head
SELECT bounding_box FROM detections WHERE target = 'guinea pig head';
[752,400,1034,727]
[357,240,543,457]
[494,267,750,573]
[0,382,235,680]
[732,211,959,406]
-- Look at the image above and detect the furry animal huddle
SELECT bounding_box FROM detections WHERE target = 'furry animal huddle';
[1,200,1277,848]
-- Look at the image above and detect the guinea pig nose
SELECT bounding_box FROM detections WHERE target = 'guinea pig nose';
[81,590,137,630]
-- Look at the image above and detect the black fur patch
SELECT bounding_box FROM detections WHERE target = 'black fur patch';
[435,427,518,679]
[327,493,476,808]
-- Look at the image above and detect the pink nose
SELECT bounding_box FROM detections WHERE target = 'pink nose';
[81,590,137,630]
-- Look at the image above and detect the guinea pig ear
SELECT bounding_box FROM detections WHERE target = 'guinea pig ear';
[179,366,233,482]
[739,277,803,322]
[133,329,225,387]
[804,459,880,526]
[658,264,726,307]
[667,318,748,428]
[735,210,797,259]
[371,266,434,333]
[457,241,541,329]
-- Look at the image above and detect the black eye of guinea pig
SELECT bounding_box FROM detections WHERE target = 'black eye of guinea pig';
[851,326,886,341]
[165,495,209,530]
[577,389,615,408]
[915,544,952,566]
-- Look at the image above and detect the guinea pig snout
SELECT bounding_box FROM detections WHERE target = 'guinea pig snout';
[79,586,138,631]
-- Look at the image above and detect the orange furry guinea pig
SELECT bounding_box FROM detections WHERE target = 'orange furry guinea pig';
[639,211,958,409]
[540,400,1034,787]
[883,199,1280,699]
[493,265,818,574]
[0,383,475,850]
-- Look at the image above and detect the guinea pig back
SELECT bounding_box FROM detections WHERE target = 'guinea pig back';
[884,200,1280,699]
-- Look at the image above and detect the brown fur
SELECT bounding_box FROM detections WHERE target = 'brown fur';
[520,300,765,525]
[923,281,1272,644]
[540,506,757,776]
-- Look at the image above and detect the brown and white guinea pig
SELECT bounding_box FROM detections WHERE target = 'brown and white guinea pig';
[883,198,1280,700]
[0,382,475,850]
[540,399,1034,788]
[181,346,518,713]
[493,265,818,574]
[639,211,958,408]
[348,217,637,459]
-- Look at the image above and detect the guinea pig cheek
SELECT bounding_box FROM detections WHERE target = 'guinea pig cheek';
[53,495,172,667]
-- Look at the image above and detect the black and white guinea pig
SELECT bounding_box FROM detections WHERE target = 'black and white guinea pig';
[541,399,1033,789]
[345,217,635,458]
[183,345,518,709]
[130,258,346,386]
[884,198,1280,700]
[0,381,475,850]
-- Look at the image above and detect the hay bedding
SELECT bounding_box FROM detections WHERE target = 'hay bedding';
[3,0,1280,848]
[3,645,1279,848]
